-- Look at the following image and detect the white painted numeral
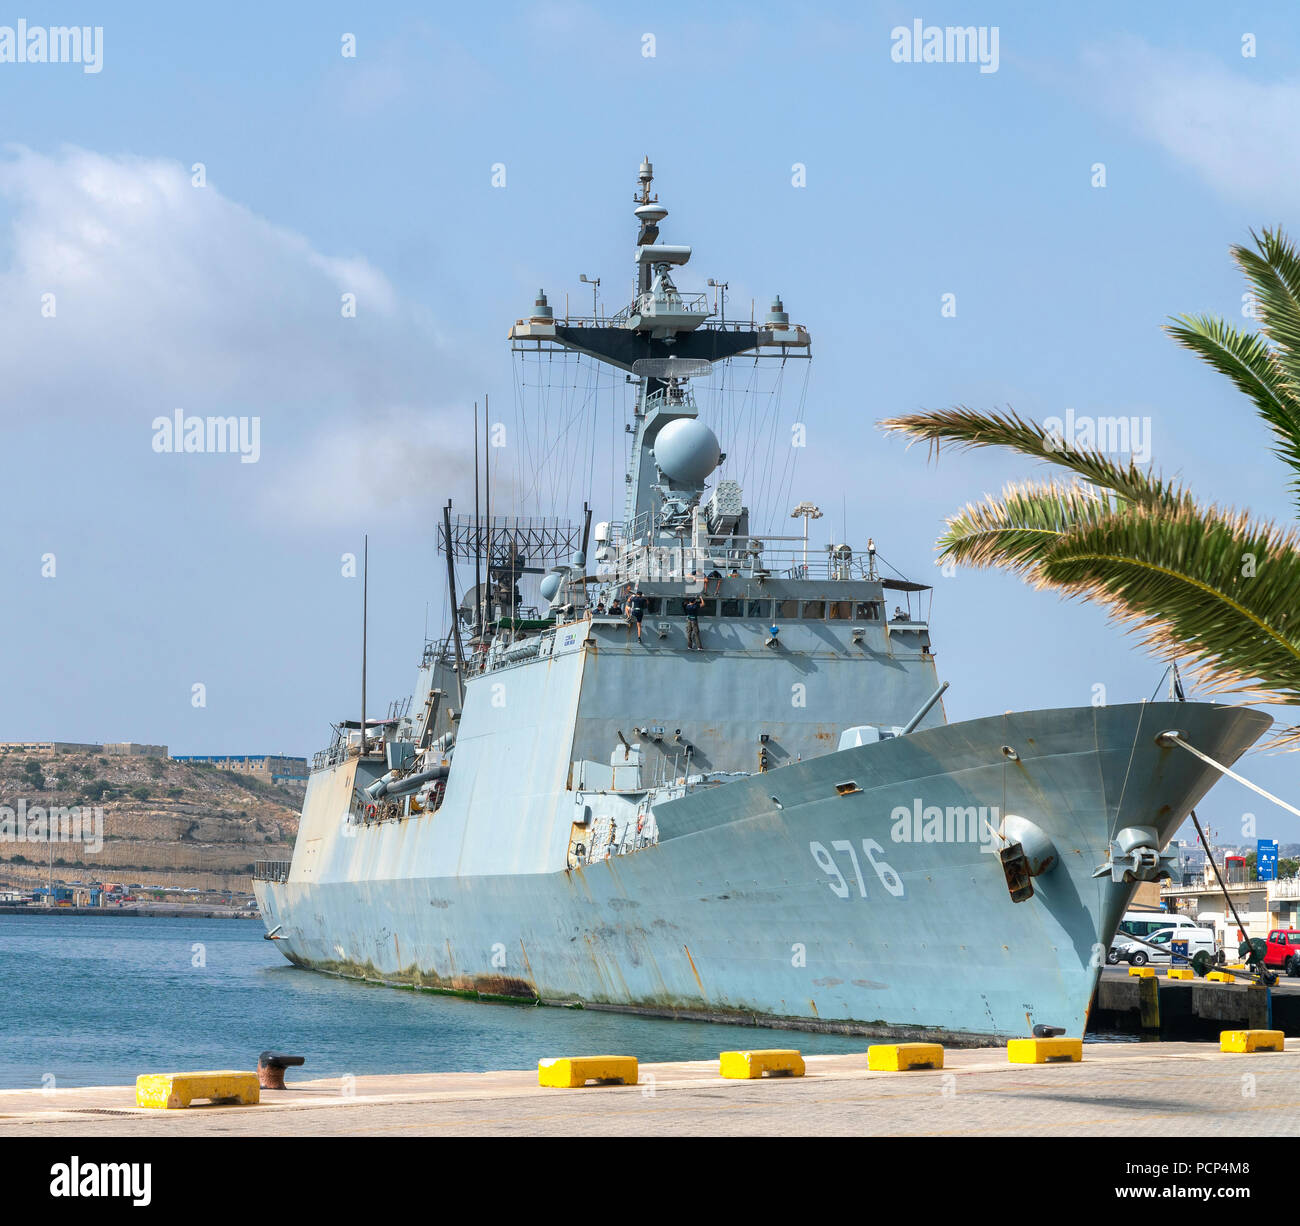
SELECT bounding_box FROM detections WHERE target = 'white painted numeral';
[832,839,867,897]
[809,839,905,900]
[808,841,848,898]
[863,838,905,898]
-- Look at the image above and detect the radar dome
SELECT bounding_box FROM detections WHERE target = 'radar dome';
[539,571,564,603]
[654,418,721,486]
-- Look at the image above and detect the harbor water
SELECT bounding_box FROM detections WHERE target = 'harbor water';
[0,915,874,1089]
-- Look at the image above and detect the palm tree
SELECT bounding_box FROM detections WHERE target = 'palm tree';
[880,228,1300,745]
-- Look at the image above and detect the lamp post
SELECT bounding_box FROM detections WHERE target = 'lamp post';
[707,278,729,324]
[579,274,600,321]
[790,501,823,576]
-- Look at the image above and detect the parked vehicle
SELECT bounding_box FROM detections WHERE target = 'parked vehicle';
[1121,926,1216,966]
[1106,911,1200,964]
[1263,929,1300,976]
[1119,911,1199,938]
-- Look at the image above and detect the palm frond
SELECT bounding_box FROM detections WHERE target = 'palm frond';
[880,407,1188,508]
[1233,228,1300,367]
[936,479,1115,577]
[1036,504,1300,708]
[1164,312,1300,480]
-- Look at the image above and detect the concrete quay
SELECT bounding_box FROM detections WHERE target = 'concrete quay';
[2,1040,1297,1137]
[1093,966,1300,1038]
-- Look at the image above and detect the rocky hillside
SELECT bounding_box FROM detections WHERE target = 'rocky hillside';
[0,750,300,893]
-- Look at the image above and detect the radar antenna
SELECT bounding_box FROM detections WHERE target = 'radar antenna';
[630,357,713,381]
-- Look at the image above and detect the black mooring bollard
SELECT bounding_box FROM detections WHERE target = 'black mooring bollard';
[258,1051,306,1090]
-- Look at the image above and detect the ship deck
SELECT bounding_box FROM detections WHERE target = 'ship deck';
[4,1039,1297,1136]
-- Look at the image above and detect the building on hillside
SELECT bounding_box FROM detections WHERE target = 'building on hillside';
[171,754,308,785]
[0,741,167,756]
[102,743,168,757]
[0,742,102,755]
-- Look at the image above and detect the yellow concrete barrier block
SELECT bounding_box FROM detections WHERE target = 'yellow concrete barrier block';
[1220,1030,1285,1053]
[719,1049,805,1079]
[135,1071,260,1110]
[1206,971,1237,984]
[537,1056,637,1088]
[1007,1037,1082,1064]
[1167,968,1194,980]
[1127,966,1156,978]
[867,1043,944,1071]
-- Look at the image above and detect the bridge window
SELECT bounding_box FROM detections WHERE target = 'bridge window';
[777,599,799,619]
[855,601,881,620]
[827,601,852,620]
[720,599,744,617]
[747,599,771,619]
[801,601,825,619]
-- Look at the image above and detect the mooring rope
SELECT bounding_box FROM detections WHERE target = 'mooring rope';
[1154,671,1278,983]
[1160,731,1300,820]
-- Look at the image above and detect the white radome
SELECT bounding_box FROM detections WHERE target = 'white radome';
[654,418,721,485]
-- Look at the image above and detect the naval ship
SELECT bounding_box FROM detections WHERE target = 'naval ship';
[255,160,1269,1042]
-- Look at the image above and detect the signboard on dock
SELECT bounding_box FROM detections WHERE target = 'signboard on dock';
[1257,838,1279,882]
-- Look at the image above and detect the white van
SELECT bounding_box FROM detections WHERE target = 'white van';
[1121,926,1216,967]
[1106,911,1199,964]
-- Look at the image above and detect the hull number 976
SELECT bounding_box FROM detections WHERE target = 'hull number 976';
[809,839,905,899]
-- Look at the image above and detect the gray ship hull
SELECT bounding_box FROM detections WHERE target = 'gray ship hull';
[257,699,1266,1042]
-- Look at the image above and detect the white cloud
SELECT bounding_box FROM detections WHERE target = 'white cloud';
[0,146,471,526]
[1084,39,1300,212]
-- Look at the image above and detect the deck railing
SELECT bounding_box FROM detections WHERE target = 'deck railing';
[253,860,290,883]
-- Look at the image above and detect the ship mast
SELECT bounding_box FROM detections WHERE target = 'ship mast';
[507,157,810,556]
[360,533,368,755]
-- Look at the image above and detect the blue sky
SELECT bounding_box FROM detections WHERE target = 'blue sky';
[1,1,1296,841]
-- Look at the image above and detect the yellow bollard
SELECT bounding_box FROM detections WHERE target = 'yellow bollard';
[1007,1037,1082,1064]
[719,1049,804,1079]
[538,1056,638,1087]
[867,1043,944,1071]
[1220,1030,1285,1053]
[135,1072,260,1110]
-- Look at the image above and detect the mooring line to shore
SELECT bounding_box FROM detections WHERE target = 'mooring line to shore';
[1160,732,1300,819]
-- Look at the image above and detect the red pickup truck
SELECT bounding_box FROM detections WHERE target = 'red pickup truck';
[1263,929,1300,975]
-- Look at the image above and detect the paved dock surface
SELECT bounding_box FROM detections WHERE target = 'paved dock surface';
[2,1041,1298,1136]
